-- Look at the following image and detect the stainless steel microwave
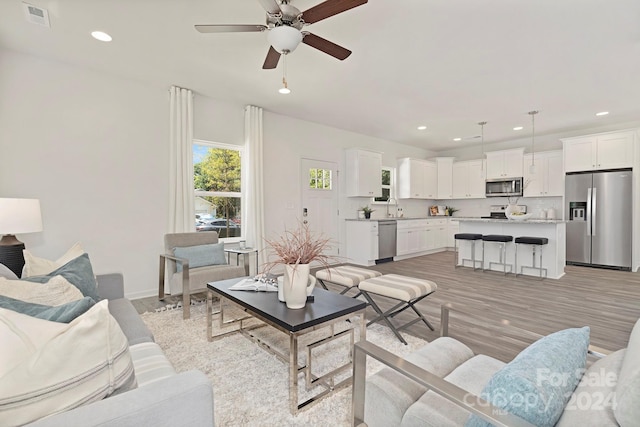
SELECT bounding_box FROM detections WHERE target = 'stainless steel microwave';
[485,177,523,197]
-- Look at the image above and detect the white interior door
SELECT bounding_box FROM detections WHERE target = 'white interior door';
[301,158,339,257]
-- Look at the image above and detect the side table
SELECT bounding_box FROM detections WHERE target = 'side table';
[224,247,258,276]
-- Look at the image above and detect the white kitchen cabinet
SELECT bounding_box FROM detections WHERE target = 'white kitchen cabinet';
[345,221,378,266]
[397,158,437,199]
[435,157,454,199]
[425,218,447,250]
[523,151,564,197]
[345,149,382,197]
[485,148,525,179]
[447,219,459,248]
[452,160,485,199]
[562,131,635,172]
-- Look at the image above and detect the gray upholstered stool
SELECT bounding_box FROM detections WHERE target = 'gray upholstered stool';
[515,236,549,279]
[315,265,382,298]
[482,234,513,275]
[358,274,437,345]
[453,233,483,270]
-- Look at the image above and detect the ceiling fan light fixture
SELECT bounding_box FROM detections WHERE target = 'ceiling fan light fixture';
[279,78,291,94]
[267,25,302,53]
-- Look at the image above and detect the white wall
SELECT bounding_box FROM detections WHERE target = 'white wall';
[262,111,436,256]
[0,48,247,298]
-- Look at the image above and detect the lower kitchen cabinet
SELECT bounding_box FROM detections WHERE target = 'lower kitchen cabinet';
[346,221,379,266]
[396,219,448,258]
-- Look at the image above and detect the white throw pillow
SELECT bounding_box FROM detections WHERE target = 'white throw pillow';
[0,275,83,306]
[22,242,85,277]
[0,300,136,426]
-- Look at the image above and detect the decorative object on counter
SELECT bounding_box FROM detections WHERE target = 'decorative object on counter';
[263,221,334,309]
[361,205,374,219]
[528,110,539,174]
[445,206,459,216]
[430,205,448,216]
[357,209,365,219]
[506,204,532,220]
[429,206,439,216]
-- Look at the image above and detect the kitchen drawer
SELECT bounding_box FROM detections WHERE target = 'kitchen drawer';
[397,219,428,229]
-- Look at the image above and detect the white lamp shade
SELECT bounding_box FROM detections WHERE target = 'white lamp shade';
[267,26,303,53]
[0,198,43,234]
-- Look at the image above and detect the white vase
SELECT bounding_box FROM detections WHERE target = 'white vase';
[283,264,316,309]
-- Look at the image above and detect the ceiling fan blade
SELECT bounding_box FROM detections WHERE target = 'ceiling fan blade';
[257,0,282,15]
[195,24,267,33]
[302,33,351,60]
[262,46,281,69]
[302,0,368,24]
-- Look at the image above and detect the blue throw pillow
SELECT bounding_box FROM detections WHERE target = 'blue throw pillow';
[24,253,100,301]
[173,243,227,272]
[465,327,590,427]
[0,295,96,323]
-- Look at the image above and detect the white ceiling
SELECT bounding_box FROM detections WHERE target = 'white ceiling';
[2,0,640,151]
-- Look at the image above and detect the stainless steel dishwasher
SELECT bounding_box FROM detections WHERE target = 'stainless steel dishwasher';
[377,220,397,262]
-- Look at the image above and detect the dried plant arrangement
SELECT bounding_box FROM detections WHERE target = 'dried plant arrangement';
[262,221,337,273]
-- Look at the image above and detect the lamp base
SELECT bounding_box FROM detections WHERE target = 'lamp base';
[0,235,26,278]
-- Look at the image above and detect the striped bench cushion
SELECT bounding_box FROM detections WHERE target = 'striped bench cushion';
[129,342,176,387]
[359,274,437,302]
[315,266,382,289]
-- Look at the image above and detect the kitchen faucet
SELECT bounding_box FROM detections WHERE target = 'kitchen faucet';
[386,197,398,217]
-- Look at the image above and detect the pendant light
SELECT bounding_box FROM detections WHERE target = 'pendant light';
[279,50,291,94]
[528,110,538,174]
[478,121,487,171]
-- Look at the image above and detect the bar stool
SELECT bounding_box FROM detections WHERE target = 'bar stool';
[453,233,483,270]
[515,236,549,279]
[482,234,513,275]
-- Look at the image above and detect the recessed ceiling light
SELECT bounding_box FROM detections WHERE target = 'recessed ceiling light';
[513,126,524,131]
[453,138,462,142]
[91,31,112,42]
[417,126,427,130]
[596,111,609,116]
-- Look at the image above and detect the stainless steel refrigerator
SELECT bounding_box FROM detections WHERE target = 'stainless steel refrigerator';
[565,169,632,270]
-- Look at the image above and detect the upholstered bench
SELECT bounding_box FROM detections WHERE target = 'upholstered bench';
[315,265,382,298]
[358,274,437,345]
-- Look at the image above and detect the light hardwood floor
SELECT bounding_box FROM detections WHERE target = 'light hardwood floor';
[134,251,640,361]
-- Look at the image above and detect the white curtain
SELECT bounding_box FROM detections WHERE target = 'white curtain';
[168,86,195,232]
[243,105,266,270]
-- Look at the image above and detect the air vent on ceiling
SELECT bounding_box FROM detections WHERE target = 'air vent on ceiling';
[22,2,50,28]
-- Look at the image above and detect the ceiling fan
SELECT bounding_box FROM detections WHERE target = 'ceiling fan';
[195,0,368,69]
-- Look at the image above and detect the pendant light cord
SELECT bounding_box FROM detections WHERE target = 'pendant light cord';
[478,121,487,170]
[528,111,538,166]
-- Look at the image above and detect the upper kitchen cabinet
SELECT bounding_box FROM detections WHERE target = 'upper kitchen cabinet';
[523,150,563,197]
[397,158,437,199]
[562,131,635,172]
[452,159,485,199]
[485,148,525,179]
[435,157,454,199]
[345,148,382,197]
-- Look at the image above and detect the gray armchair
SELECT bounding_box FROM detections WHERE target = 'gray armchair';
[159,231,245,319]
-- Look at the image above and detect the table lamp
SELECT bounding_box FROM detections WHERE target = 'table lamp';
[0,198,43,277]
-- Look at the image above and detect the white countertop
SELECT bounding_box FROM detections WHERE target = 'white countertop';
[454,217,566,224]
[345,217,449,222]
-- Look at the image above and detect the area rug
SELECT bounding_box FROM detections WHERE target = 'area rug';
[141,302,428,427]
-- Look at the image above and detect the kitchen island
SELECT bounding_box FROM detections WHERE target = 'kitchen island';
[455,218,566,279]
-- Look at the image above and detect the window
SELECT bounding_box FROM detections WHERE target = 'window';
[373,167,395,203]
[308,168,332,190]
[193,140,243,239]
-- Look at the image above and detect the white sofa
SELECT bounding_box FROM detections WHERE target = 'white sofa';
[353,303,639,427]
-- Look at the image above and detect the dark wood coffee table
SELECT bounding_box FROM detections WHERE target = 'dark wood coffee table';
[206,277,367,415]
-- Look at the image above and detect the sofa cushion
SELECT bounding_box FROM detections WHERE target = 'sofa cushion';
[0,295,95,323]
[22,242,85,277]
[614,318,640,427]
[402,354,506,427]
[25,253,100,302]
[0,275,83,306]
[0,300,136,426]
[556,349,624,427]
[0,264,17,280]
[173,243,227,272]
[466,326,590,427]
[108,298,154,345]
[364,337,474,427]
[129,342,176,387]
